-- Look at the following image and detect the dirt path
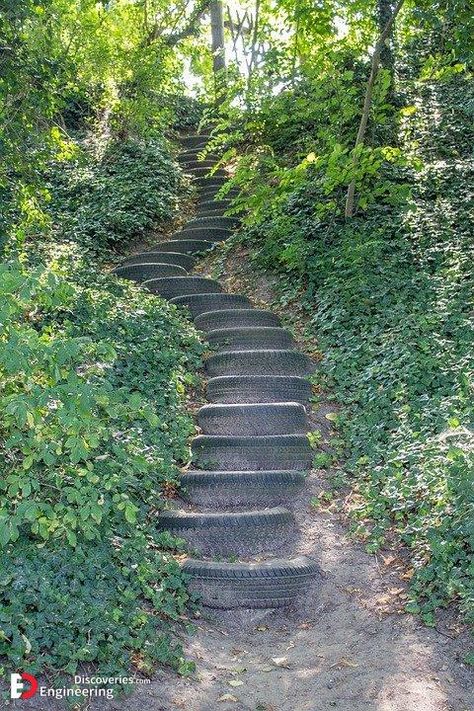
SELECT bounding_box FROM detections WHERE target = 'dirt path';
[93,244,472,711]
[130,519,471,711]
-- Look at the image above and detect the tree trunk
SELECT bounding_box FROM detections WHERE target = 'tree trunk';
[210,0,226,105]
[344,0,405,218]
[377,0,396,79]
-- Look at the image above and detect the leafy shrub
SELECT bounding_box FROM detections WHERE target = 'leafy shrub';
[168,94,208,130]
[0,129,205,678]
[0,257,204,674]
[44,137,184,254]
[235,76,474,622]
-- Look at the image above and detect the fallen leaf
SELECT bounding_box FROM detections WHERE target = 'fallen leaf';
[230,667,247,675]
[331,657,359,669]
[381,555,396,566]
[218,694,238,703]
[271,656,291,668]
[21,634,32,655]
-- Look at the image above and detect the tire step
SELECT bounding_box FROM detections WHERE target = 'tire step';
[178,153,220,165]
[183,556,318,609]
[143,276,223,300]
[194,176,229,189]
[198,188,239,202]
[180,134,211,149]
[185,215,239,230]
[197,199,232,213]
[158,507,294,555]
[183,160,217,171]
[206,375,312,404]
[152,239,217,255]
[191,433,313,471]
[197,402,308,435]
[122,252,196,270]
[197,208,234,218]
[195,309,280,331]
[181,470,306,507]
[205,349,313,377]
[207,327,294,352]
[173,226,232,241]
[113,263,186,282]
[171,293,252,318]
[188,166,227,178]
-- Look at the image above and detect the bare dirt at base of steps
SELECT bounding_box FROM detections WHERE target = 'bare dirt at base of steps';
[14,244,472,711]
[14,509,473,711]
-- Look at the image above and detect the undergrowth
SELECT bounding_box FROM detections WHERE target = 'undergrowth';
[229,75,474,624]
[0,135,204,681]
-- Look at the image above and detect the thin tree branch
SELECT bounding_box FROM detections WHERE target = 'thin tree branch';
[145,0,212,48]
[344,0,405,218]
[248,0,261,83]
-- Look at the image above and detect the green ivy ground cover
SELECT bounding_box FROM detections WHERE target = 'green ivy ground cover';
[0,137,204,680]
[233,76,474,625]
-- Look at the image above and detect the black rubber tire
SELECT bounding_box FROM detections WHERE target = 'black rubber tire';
[198,187,240,202]
[197,199,232,211]
[194,206,227,216]
[178,152,220,165]
[158,507,294,555]
[183,160,217,171]
[180,134,211,149]
[188,166,227,178]
[195,176,229,189]
[205,349,313,377]
[121,252,196,270]
[196,209,237,219]
[206,327,294,352]
[113,263,186,282]
[170,293,252,318]
[143,276,223,300]
[206,375,312,404]
[197,402,308,435]
[195,309,281,331]
[152,239,217,255]
[193,175,229,188]
[191,433,313,471]
[173,227,232,241]
[185,216,239,230]
[183,556,318,609]
[159,506,291,530]
[181,470,306,507]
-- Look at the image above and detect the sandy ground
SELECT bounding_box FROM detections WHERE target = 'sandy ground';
[9,242,472,711]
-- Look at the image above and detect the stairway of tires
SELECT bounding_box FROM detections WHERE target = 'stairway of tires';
[114,133,318,609]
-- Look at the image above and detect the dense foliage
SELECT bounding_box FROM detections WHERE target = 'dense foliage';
[215,12,473,623]
[0,135,204,677]
[0,0,207,682]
